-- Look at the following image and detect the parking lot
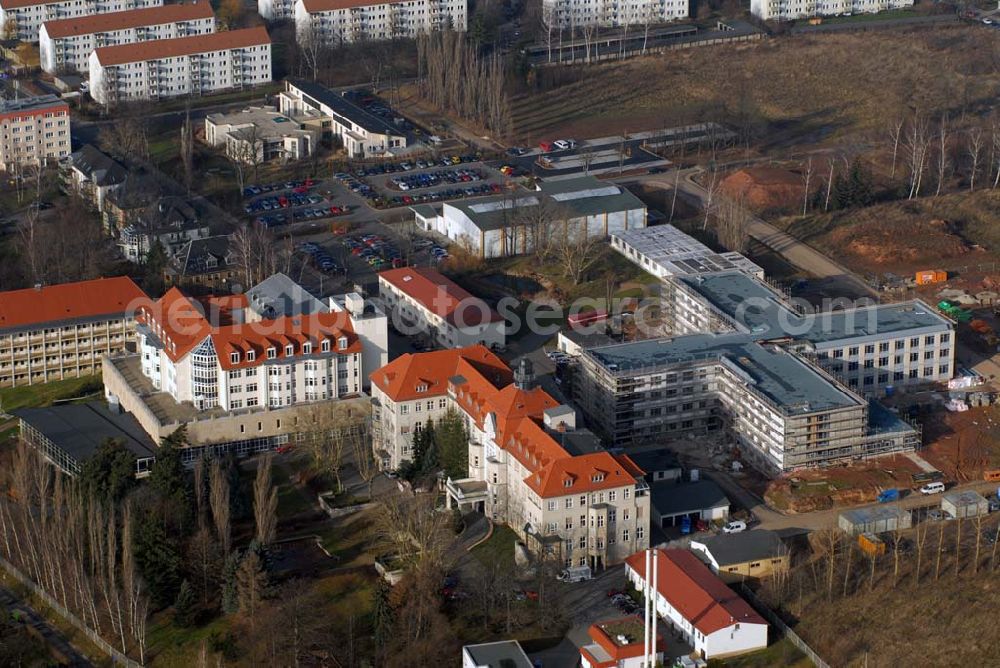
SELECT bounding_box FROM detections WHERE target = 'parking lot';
[331,159,509,210]
[242,178,358,230]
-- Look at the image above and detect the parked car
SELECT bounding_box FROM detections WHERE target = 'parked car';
[927,508,944,521]
[722,520,747,534]
[920,482,946,495]
[556,565,592,582]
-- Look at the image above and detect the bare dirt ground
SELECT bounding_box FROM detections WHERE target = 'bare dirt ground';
[510,26,1000,145]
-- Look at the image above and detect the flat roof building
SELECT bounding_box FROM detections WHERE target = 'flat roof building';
[690,529,789,583]
[839,505,912,536]
[278,79,407,159]
[580,617,665,668]
[40,1,215,74]
[0,94,71,170]
[612,225,764,280]
[462,640,533,668]
[205,106,318,163]
[416,176,647,259]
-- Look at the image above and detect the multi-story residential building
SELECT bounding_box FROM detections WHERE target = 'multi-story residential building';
[165,235,237,292]
[0,0,160,42]
[0,276,146,388]
[751,0,911,22]
[135,274,386,410]
[378,266,506,350]
[89,26,272,105]
[293,0,466,45]
[278,79,407,159]
[372,346,651,568]
[543,0,688,29]
[612,225,955,397]
[205,106,318,163]
[571,333,923,473]
[413,176,647,259]
[39,1,215,74]
[60,144,127,212]
[0,95,71,170]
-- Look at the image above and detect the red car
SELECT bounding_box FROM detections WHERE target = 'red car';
[392,257,406,268]
[539,141,555,152]
[330,205,348,216]
[293,186,308,194]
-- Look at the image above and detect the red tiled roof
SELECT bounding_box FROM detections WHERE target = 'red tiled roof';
[300,0,402,13]
[0,276,146,332]
[370,345,510,403]
[525,450,644,498]
[378,266,502,329]
[42,2,214,39]
[138,287,358,368]
[625,549,767,636]
[93,26,269,66]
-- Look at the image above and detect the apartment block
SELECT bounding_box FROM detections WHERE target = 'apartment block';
[0,0,160,42]
[0,276,146,388]
[543,0,688,29]
[372,346,651,568]
[40,1,215,74]
[378,266,505,350]
[751,0,912,22]
[89,26,271,105]
[278,79,407,159]
[293,0,466,45]
[0,95,71,170]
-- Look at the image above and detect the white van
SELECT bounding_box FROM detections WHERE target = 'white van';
[557,565,592,583]
[920,481,946,495]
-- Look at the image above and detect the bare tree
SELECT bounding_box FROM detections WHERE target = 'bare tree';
[552,219,603,284]
[905,113,930,199]
[193,456,206,529]
[887,116,905,179]
[210,460,231,555]
[232,224,279,288]
[801,158,813,216]
[296,20,326,82]
[972,512,985,574]
[935,115,949,197]
[968,127,985,192]
[934,520,945,581]
[714,192,751,254]
[353,433,379,500]
[824,157,836,212]
[914,520,929,585]
[302,400,371,494]
[180,107,195,195]
[253,453,278,546]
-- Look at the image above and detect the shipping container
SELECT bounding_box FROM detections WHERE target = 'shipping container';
[915,270,947,286]
[877,488,900,503]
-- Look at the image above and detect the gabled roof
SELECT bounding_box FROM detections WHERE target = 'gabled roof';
[68,144,127,187]
[0,276,146,333]
[694,530,785,567]
[93,26,269,66]
[625,549,766,636]
[42,1,213,39]
[378,266,503,329]
[525,450,644,498]
[172,235,231,277]
[137,287,214,361]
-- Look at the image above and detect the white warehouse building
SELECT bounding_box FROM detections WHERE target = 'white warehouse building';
[40,1,215,75]
[414,176,647,259]
[89,26,271,106]
[0,0,160,42]
[293,0,467,44]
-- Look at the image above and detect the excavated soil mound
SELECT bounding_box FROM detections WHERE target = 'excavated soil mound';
[827,218,971,268]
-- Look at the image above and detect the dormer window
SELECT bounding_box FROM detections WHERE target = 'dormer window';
[303,342,312,354]
[591,473,604,482]
[321,339,330,352]
[230,352,240,364]
[247,350,256,362]
[338,336,348,350]
[416,383,428,393]
[285,344,294,357]
[267,347,276,360]
[563,478,573,487]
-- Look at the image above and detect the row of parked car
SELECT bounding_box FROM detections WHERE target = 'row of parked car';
[347,155,480,178]
[242,179,313,199]
[389,168,487,191]
[296,242,344,274]
[342,234,406,271]
[245,192,325,214]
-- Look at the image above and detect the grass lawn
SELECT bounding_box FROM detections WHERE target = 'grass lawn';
[317,508,375,568]
[272,460,316,519]
[146,613,233,667]
[815,8,919,23]
[471,524,518,567]
[0,375,103,413]
[712,637,811,667]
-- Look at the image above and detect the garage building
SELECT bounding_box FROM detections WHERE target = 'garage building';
[838,506,912,536]
[650,479,729,529]
[942,491,989,519]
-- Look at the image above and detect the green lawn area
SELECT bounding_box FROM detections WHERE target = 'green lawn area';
[272,460,316,519]
[471,524,517,566]
[712,637,811,668]
[0,375,103,413]
[146,613,233,667]
[317,508,375,568]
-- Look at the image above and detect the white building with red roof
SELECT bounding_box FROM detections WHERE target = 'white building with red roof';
[378,266,505,350]
[371,345,650,568]
[0,0,160,43]
[580,617,664,668]
[625,548,768,660]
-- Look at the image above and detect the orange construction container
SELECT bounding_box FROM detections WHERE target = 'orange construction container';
[984,469,1000,482]
[915,270,947,286]
[858,533,886,557]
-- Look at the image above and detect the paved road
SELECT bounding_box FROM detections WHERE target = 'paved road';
[620,167,878,299]
[0,586,93,667]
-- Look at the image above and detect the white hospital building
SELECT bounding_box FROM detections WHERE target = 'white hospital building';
[40,1,215,75]
[89,26,271,105]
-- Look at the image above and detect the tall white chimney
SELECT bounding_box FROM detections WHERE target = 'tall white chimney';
[650,549,659,666]
[643,548,651,667]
